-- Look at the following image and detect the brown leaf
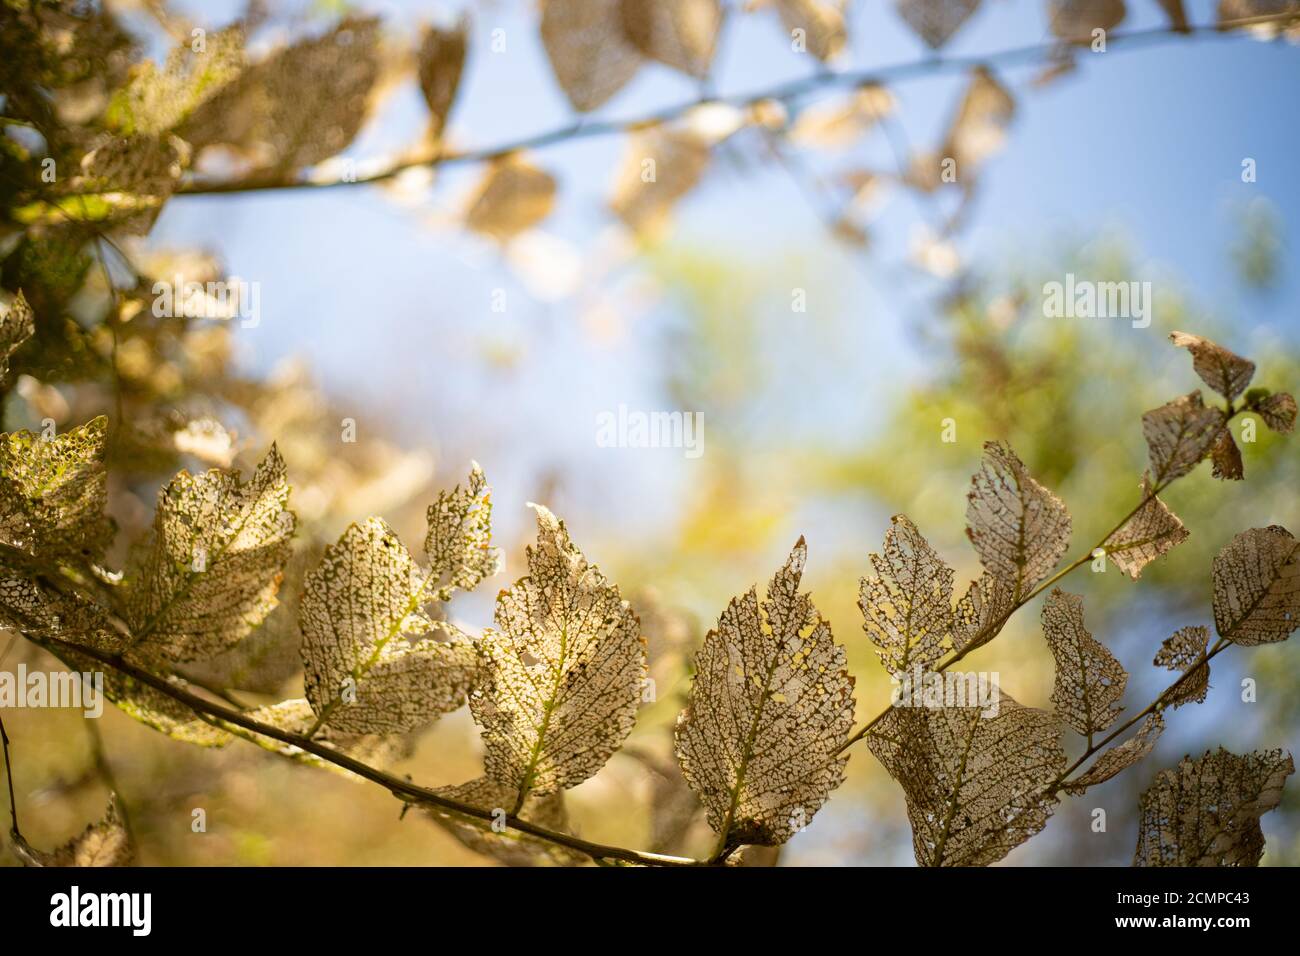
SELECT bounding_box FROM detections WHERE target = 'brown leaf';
[894,0,981,49]
[1062,712,1164,795]
[464,155,557,242]
[1210,428,1245,481]
[675,539,856,847]
[774,0,847,61]
[14,797,133,867]
[621,0,722,78]
[859,515,953,678]
[1049,0,1127,44]
[1104,473,1189,579]
[1250,391,1297,433]
[1,291,35,381]
[1169,331,1256,402]
[965,441,1072,602]
[1042,589,1126,738]
[609,127,711,234]
[1212,525,1300,645]
[1154,624,1210,709]
[1156,0,1191,31]
[424,777,585,867]
[1140,391,1225,484]
[1134,748,1294,866]
[540,0,642,112]
[869,690,1067,866]
[1217,0,1300,37]
[941,66,1015,181]
[417,19,468,141]
[952,572,1014,652]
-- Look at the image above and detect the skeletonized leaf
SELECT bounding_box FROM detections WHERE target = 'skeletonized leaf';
[1104,473,1189,579]
[941,67,1015,180]
[471,505,645,801]
[464,155,557,242]
[609,127,711,234]
[300,518,475,736]
[1,291,34,381]
[1248,391,1297,433]
[869,690,1067,866]
[1210,429,1245,481]
[13,798,133,867]
[0,573,124,655]
[621,0,722,79]
[1134,748,1294,866]
[676,539,855,847]
[788,85,894,150]
[424,462,502,600]
[1141,391,1225,484]
[125,446,295,663]
[952,572,1014,652]
[1042,589,1126,737]
[1154,624,1210,709]
[417,19,468,140]
[181,18,381,173]
[775,0,847,61]
[1212,526,1300,645]
[965,440,1071,602]
[0,416,113,562]
[859,515,953,678]
[540,0,642,112]
[1169,331,1256,402]
[894,0,981,49]
[1049,0,1127,43]
[424,777,585,867]
[1062,712,1164,796]
[107,27,245,136]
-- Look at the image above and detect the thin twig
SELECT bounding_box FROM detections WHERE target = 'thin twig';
[172,15,1296,197]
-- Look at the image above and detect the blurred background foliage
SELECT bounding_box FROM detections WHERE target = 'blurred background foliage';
[2,0,1299,866]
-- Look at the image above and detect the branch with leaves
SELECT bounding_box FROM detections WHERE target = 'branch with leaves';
[3,298,1297,866]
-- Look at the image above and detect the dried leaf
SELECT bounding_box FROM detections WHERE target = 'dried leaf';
[1104,472,1189,579]
[424,777,585,867]
[894,0,981,48]
[1154,624,1210,709]
[941,67,1015,180]
[859,515,953,678]
[1217,0,1300,38]
[424,462,502,599]
[869,690,1067,866]
[1134,748,1294,866]
[1062,713,1164,795]
[125,446,295,663]
[471,505,645,801]
[952,572,1014,652]
[1141,391,1225,484]
[609,127,711,234]
[108,27,245,135]
[1210,428,1245,481]
[14,798,133,867]
[1169,331,1256,402]
[300,518,476,736]
[788,85,894,150]
[774,0,847,61]
[621,0,722,79]
[0,416,113,562]
[1212,526,1300,645]
[181,18,381,173]
[676,539,855,847]
[464,155,557,242]
[965,440,1072,601]
[1042,589,1126,737]
[1049,0,1127,43]
[1249,391,1297,433]
[1,291,35,381]
[540,0,642,112]
[1156,0,1190,32]
[417,19,468,141]
[0,573,124,655]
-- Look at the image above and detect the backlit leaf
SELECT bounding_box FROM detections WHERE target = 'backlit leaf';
[1042,589,1126,737]
[1,291,35,381]
[1212,525,1300,646]
[952,572,1014,652]
[1169,331,1256,402]
[1049,0,1127,43]
[540,0,642,112]
[894,0,981,48]
[621,0,722,79]
[774,0,847,61]
[417,19,468,141]
[464,155,557,242]
[676,538,856,847]
[965,440,1071,602]
[941,67,1015,180]
[609,127,711,234]
[13,797,133,867]
[1248,391,1297,433]
[471,505,645,802]
[1062,713,1164,796]
[1154,624,1210,709]
[1104,473,1189,579]
[859,515,953,678]
[424,777,585,867]
[1141,391,1225,484]
[1210,429,1245,481]
[1134,748,1294,866]
[424,462,502,600]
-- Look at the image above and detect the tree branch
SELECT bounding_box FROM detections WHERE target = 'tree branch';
[173,14,1296,198]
